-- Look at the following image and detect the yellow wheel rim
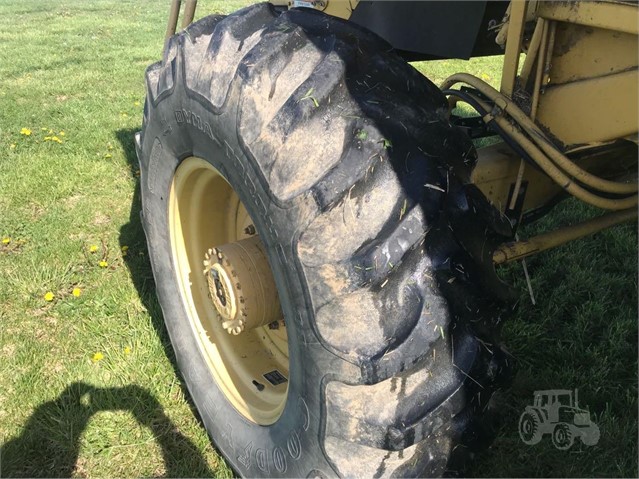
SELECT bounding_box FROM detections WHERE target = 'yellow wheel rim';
[168,157,289,425]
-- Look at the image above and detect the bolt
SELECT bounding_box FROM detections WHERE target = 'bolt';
[244,224,256,235]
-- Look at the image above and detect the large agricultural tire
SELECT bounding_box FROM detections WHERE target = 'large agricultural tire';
[136,3,514,477]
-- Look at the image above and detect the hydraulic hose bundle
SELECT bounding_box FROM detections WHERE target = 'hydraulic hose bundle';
[442,73,638,210]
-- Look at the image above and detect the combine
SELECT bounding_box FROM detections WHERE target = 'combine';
[135,1,637,476]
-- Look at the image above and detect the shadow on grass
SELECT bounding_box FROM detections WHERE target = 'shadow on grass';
[0,382,214,478]
[114,128,223,475]
[115,128,188,385]
[116,128,183,375]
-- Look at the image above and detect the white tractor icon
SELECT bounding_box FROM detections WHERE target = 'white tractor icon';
[519,389,600,450]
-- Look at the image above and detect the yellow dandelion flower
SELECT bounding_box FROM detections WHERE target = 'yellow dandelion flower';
[51,136,62,144]
[124,346,131,355]
[59,131,65,136]
[481,73,491,81]
[2,237,10,245]
[20,128,32,136]
[134,101,141,107]
[92,352,104,362]
[9,144,16,150]
[72,287,82,297]
[99,260,108,268]
[89,244,99,253]
[44,291,54,302]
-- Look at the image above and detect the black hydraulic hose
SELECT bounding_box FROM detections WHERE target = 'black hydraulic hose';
[444,89,637,201]
[442,88,539,170]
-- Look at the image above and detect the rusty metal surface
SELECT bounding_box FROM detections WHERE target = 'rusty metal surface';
[535,0,639,35]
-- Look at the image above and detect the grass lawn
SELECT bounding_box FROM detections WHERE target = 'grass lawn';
[0,0,636,477]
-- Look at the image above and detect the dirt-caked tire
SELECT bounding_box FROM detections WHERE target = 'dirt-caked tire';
[136,3,514,477]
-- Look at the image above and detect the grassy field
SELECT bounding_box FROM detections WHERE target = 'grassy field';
[0,1,636,477]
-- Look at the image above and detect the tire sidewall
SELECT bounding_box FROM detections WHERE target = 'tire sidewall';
[139,88,334,477]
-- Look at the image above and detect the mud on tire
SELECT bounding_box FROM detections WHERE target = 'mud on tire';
[136,3,514,477]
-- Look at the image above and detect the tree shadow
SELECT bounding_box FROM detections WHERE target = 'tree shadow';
[0,382,214,478]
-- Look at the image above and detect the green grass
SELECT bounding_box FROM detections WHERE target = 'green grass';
[0,1,636,477]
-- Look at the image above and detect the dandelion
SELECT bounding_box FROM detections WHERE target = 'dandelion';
[2,237,10,245]
[89,244,99,253]
[59,131,65,136]
[99,260,108,268]
[134,101,141,107]
[481,73,491,81]
[72,287,82,297]
[44,291,54,302]
[20,128,32,136]
[124,346,131,355]
[92,352,104,362]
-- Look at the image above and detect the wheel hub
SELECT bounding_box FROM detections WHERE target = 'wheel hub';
[169,156,289,424]
[203,235,282,335]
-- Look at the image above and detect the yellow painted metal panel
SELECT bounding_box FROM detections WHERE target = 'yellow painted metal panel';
[536,69,639,146]
[536,0,639,35]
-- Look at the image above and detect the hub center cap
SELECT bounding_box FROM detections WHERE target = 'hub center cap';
[203,235,281,335]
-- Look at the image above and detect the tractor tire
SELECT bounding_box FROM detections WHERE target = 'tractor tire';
[552,423,574,450]
[580,424,600,446]
[136,4,513,477]
[518,410,543,446]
